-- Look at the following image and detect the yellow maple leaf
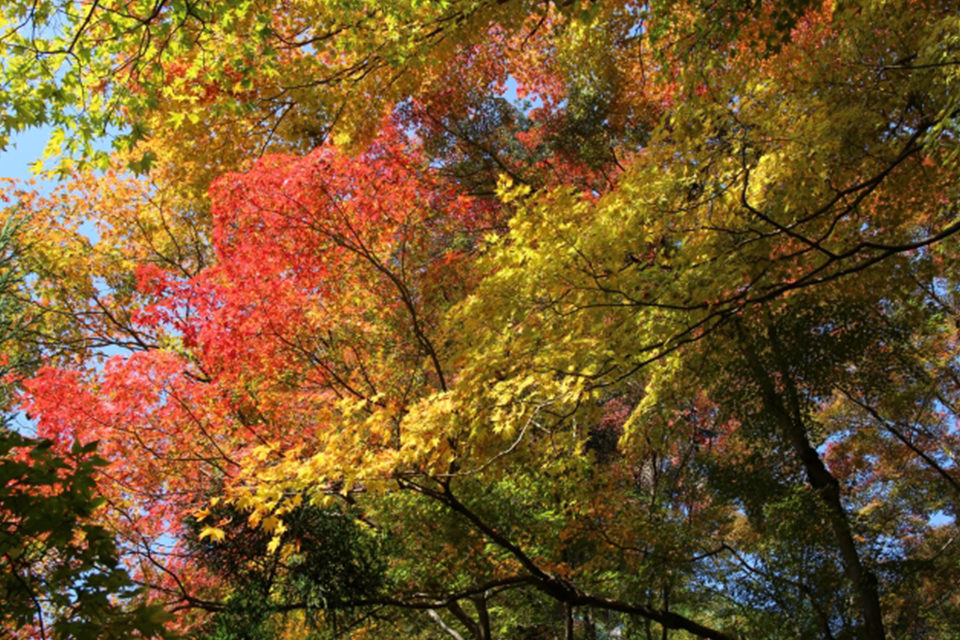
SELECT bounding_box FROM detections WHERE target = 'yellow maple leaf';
[199,526,226,543]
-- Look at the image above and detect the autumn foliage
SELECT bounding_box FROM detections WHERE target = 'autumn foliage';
[2,0,960,639]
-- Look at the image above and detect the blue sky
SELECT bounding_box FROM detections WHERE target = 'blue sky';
[1,127,52,185]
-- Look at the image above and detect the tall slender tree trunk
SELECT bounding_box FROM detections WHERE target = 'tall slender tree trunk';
[741,327,887,640]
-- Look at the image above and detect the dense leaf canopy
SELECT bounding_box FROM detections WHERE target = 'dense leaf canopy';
[2,0,960,638]
[1,205,168,639]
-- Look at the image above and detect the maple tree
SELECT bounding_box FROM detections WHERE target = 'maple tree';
[3,0,960,639]
[1,209,168,639]
[0,430,172,640]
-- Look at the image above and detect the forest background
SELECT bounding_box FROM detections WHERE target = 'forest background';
[1,1,960,639]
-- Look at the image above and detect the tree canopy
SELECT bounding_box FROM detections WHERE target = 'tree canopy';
[2,0,960,638]
[1,204,169,639]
